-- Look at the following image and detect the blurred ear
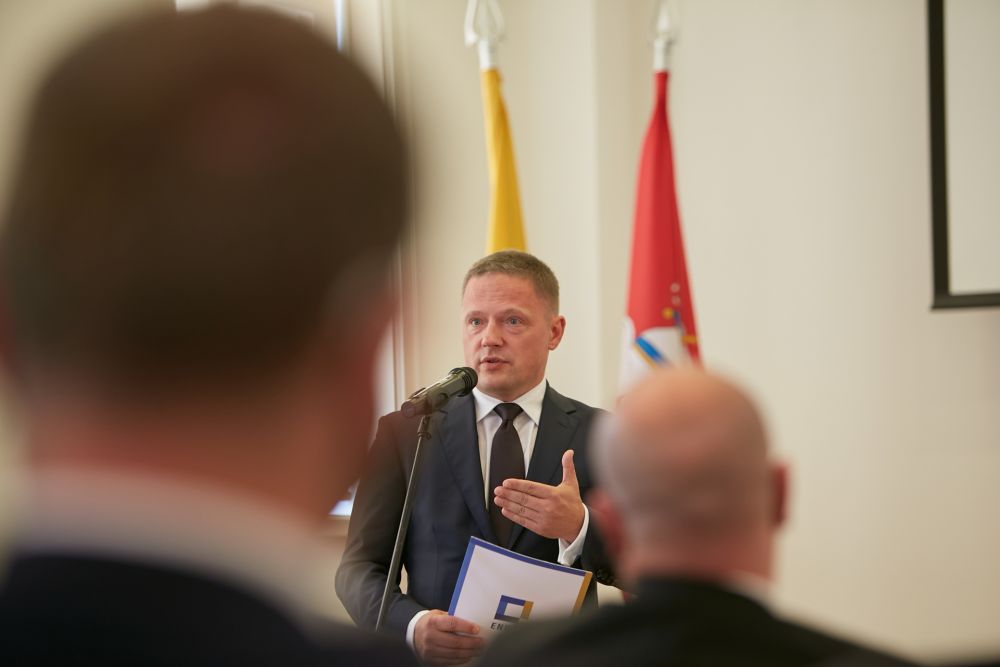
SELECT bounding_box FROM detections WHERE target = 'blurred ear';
[548,315,566,351]
[587,488,624,564]
[0,283,21,387]
[310,283,396,499]
[330,289,394,393]
[769,461,789,529]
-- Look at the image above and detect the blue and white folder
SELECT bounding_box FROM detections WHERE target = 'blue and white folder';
[448,536,593,636]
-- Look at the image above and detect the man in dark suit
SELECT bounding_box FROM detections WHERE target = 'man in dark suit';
[480,368,920,667]
[337,250,615,665]
[0,6,415,666]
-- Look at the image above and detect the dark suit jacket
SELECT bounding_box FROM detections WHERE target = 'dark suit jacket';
[0,553,416,666]
[335,385,615,635]
[479,578,921,667]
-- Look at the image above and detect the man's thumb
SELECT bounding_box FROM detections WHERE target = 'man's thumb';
[561,449,578,487]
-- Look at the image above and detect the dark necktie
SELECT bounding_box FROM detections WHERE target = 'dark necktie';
[489,402,524,547]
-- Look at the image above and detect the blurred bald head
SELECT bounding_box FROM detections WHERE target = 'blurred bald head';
[592,369,784,583]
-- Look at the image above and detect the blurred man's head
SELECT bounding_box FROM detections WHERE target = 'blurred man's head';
[461,250,565,402]
[0,6,406,517]
[590,369,787,587]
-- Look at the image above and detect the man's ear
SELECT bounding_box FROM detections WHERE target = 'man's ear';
[548,315,566,351]
[0,284,23,387]
[329,289,394,407]
[587,488,624,564]
[313,286,396,495]
[769,461,789,528]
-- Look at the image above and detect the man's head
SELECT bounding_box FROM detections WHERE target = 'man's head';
[461,251,565,402]
[0,7,406,516]
[590,368,787,587]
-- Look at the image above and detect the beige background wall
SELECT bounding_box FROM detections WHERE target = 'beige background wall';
[0,0,998,662]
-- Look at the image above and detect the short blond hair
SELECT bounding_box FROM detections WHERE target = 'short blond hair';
[462,250,559,312]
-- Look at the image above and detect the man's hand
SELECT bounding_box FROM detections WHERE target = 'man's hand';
[413,610,484,666]
[493,449,585,543]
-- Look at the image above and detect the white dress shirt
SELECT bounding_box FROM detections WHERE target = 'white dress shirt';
[406,378,590,646]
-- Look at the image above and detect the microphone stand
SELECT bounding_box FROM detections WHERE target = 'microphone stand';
[374,413,432,631]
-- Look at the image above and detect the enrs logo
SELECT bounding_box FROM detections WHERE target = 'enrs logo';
[494,595,533,623]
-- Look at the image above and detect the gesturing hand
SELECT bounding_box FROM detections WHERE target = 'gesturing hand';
[413,610,484,666]
[493,449,585,543]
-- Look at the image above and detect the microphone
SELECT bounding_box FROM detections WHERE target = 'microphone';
[375,367,477,630]
[401,367,478,418]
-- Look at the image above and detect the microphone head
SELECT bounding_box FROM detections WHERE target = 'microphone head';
[449,367,478,395]
[400,367,478,418]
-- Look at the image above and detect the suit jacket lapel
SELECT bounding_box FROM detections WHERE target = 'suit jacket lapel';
[439,394,495,542]
[508,385,579,549]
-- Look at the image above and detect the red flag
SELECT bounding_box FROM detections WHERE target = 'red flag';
[620,71,699,391]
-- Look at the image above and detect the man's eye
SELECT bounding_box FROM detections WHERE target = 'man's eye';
[469,318,482,327]
[508,318,521,325]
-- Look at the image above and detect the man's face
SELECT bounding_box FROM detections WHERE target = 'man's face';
[461,273,565,402]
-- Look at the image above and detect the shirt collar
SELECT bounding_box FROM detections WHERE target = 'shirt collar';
[472,378,547,426]
[635,573,772,609]
[723,571,772,607]
[9,466,332,632]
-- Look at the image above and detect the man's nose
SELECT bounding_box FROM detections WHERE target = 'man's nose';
[480,320,501,347]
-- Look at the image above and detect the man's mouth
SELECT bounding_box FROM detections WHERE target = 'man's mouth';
[480,356,507,368]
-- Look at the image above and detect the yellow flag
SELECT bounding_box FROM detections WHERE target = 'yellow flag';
[480,68,526,253]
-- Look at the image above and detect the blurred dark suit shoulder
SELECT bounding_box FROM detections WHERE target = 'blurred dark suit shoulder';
[0,554,416,667]
[480,578,921,667]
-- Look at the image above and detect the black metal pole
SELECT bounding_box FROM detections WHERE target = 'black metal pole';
[374,413,432,632]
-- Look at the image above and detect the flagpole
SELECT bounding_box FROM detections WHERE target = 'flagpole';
[620,0,699,393]
[466,0,527,253]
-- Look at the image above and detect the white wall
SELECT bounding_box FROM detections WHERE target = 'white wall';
[390,0,1000,661]
[0,0,998,661]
